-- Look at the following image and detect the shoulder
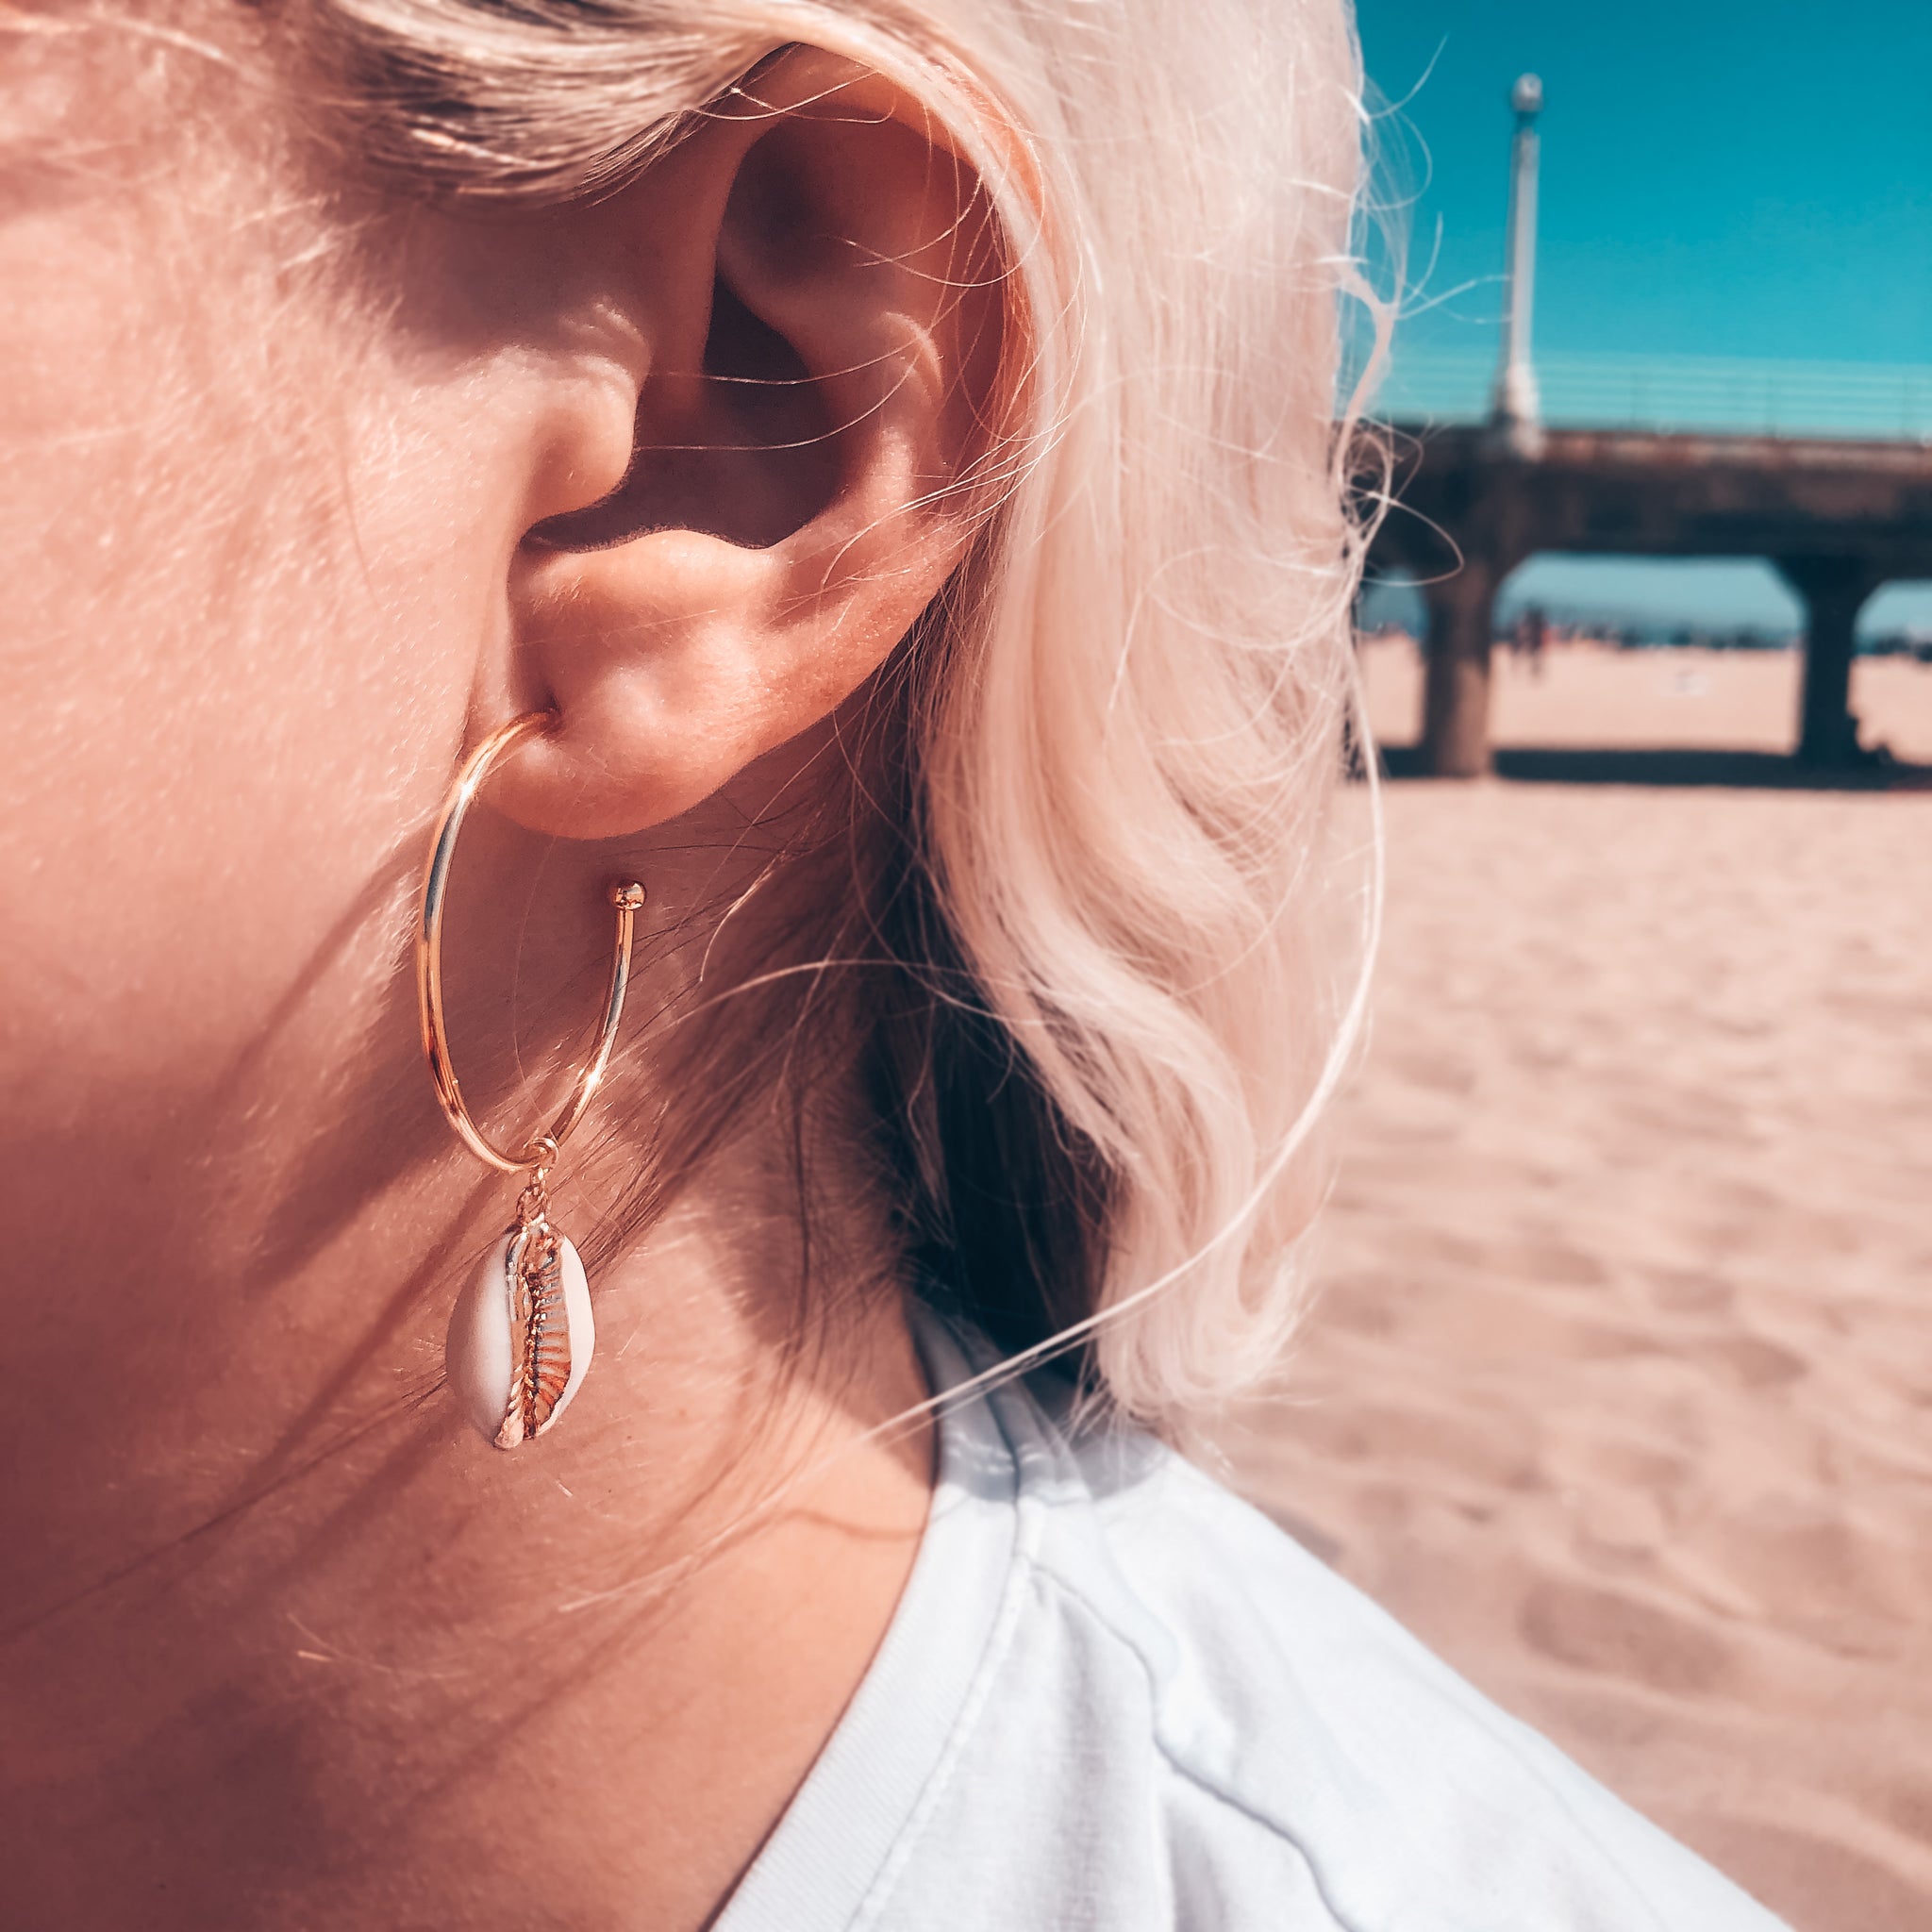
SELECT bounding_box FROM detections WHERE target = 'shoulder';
[987,1372,1789,1931]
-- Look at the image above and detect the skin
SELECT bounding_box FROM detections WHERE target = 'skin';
[0,16,1003,1928]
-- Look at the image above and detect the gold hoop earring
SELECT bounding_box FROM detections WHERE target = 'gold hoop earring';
[416,712,645,1449]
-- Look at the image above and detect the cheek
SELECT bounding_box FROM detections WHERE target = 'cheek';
[0,191,505,1144]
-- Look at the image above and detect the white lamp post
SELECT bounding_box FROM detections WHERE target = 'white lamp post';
[1491,73,1545,457]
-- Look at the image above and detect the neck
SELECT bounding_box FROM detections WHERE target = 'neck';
[3,792,934,1932]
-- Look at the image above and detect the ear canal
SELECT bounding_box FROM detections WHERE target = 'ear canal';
[529,247,844,557]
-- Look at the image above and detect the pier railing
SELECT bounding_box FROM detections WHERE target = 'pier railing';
[1356,350,1932,442]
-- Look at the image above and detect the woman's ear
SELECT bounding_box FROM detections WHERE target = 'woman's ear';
[474,47,1008,840]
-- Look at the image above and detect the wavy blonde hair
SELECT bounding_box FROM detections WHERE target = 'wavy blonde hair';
[280,0,1381,1432]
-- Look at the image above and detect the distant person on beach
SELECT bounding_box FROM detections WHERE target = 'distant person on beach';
[0,3,1787,1926]
[1514,603,1551,677]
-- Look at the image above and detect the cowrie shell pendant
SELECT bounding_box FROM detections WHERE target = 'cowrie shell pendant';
[445,1216,595,1449]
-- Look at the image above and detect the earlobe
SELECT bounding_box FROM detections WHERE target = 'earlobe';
[478,49,1008,842]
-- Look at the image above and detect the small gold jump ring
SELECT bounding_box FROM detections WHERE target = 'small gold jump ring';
[415,713,645,1176]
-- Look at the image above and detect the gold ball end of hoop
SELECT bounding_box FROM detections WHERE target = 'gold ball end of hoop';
[608,881,647,910]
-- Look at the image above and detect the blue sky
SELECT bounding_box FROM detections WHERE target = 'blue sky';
[1355,0,1932,634]
[1359,0,1932,362]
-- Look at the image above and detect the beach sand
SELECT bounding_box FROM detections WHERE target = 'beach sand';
[1361,635,1932,764]
[1218,645,1932,1931]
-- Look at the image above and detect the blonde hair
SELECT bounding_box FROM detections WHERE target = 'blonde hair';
[285,0,1380,1432]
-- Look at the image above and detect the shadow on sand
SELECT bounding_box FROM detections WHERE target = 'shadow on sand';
[1378,744,1932,791]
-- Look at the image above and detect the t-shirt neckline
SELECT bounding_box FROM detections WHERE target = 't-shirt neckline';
[712,1321,1029,1932]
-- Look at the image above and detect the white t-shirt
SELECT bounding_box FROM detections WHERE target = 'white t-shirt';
[717,1321,1790,1930]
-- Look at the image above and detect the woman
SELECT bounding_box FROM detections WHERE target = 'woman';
[1,2,1783,1925]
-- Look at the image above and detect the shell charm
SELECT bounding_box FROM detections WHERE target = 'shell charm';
[445,1213,595,1449]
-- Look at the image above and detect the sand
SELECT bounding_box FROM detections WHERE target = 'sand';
[1363,634,1932,763]
[1218,644,1932,1931]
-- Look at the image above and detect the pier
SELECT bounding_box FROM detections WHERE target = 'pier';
[1373,77,1932,775]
